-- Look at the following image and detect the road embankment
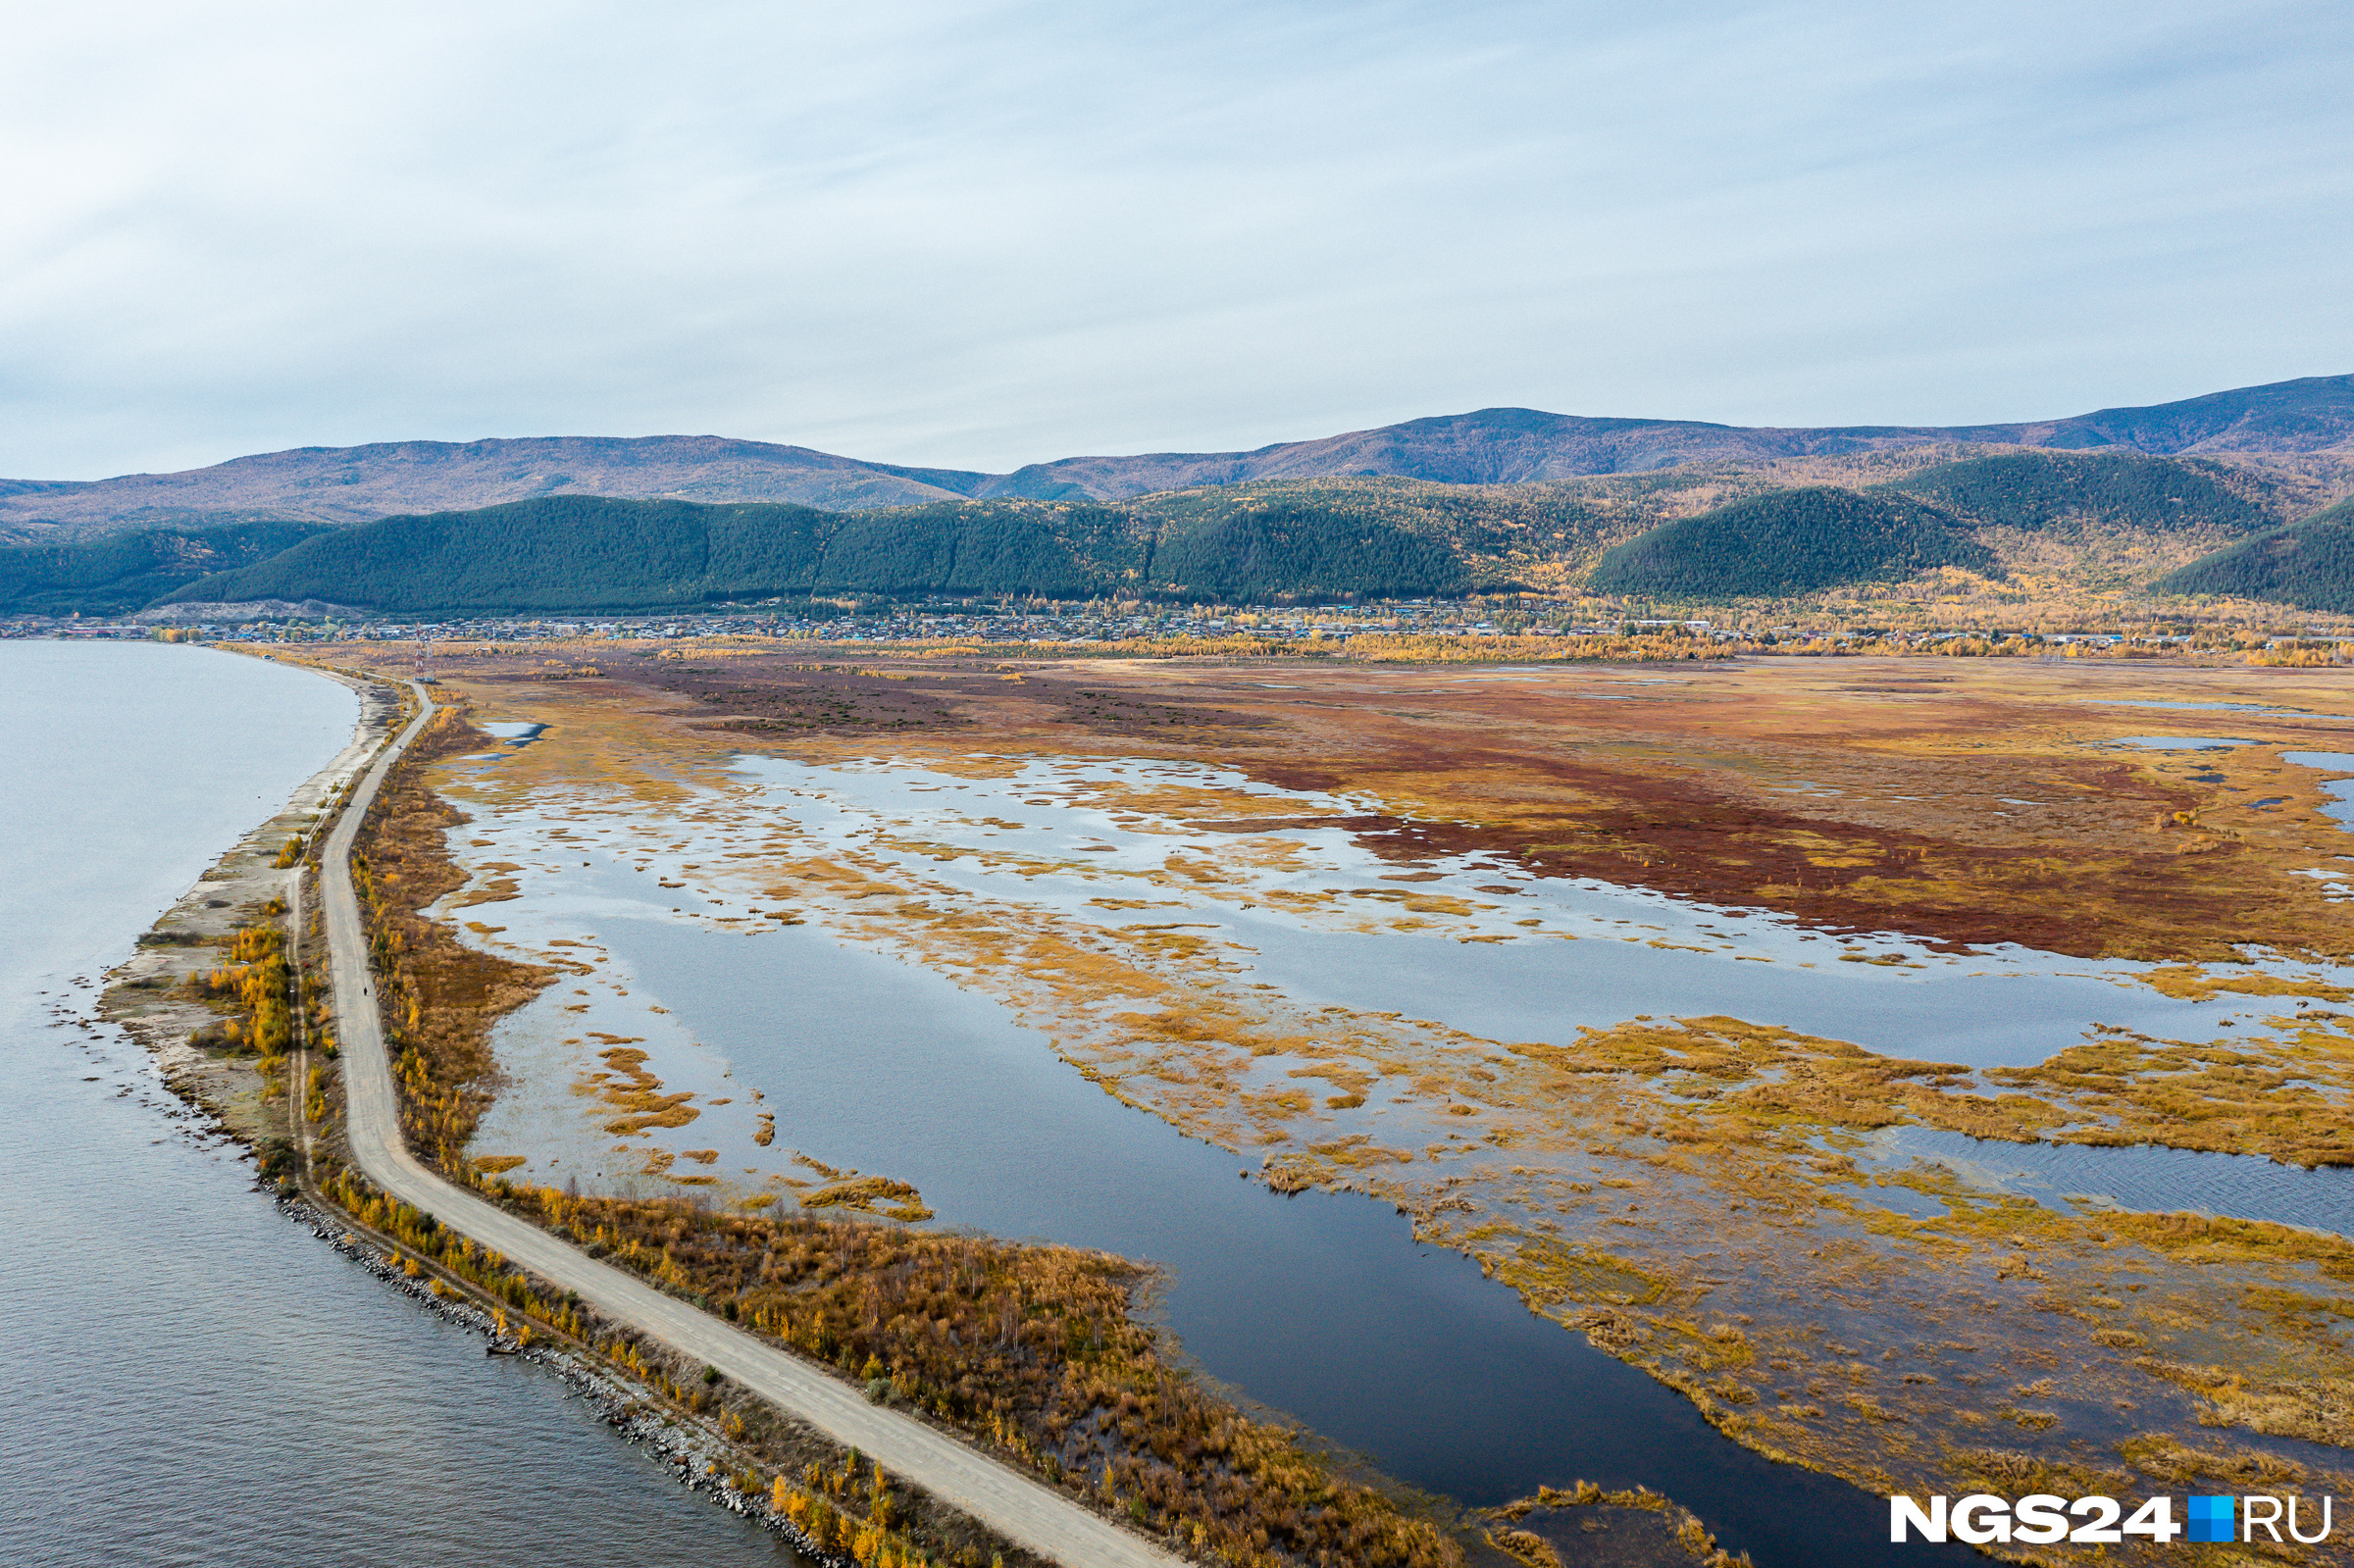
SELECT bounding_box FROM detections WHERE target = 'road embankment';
[321,683,1182,1568]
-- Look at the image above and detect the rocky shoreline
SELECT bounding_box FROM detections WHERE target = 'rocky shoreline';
[285,1191,851,1566]
[92,653,857,1568]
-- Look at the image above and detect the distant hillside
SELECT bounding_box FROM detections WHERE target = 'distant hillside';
[2003,375,2354,456]
[107,448,2347,616]
[2152,498,2354,613]
[11,373,2347,538]
[0,436,987,537]
[161,492,1477,614]
[0,520,329,617]
[1585,489,1991,598]
[1146,500,1467,599]
[1875,450,2277,533]
[986,377,2353,500]
[1131,478,1629,593]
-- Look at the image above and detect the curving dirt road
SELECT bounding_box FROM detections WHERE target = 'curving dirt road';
[321,683,1180,1568]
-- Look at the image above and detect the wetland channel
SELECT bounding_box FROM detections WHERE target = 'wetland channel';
[453,751,2354,1564]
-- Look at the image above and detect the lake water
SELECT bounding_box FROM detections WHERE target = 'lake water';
[2284,752,2354,833]
[0,642,799,1568]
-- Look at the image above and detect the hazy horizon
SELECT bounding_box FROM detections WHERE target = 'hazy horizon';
[15,369,2354,490]
[7,1,2349,481]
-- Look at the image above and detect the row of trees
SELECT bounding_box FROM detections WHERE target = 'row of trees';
[189,904,295,1057]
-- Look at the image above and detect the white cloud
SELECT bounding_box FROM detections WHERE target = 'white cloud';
[3,0,2348,478]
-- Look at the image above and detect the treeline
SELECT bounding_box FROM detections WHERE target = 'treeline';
[1586,487,1993,597]
[2153,497,2354,612]
[162,492,1478,613]
[0,518,327,616]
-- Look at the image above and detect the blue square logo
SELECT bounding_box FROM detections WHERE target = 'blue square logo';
[2187,1495,2235,1543]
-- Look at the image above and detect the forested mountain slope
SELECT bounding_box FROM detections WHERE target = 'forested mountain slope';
[1585,489,1992,597]
[2153,497,2354,613]
[0,520,329,616]
[0,443,2329,616]
[160,494,1471,613]
[1876,451,2277,531]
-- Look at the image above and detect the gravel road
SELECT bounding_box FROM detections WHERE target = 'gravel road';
[322,683,1179,1568]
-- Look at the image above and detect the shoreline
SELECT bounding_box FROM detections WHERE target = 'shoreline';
[99,650,397,1152]
[101,654,1144,1568]
[87,654,875,1566]
[285,1190,860,1565]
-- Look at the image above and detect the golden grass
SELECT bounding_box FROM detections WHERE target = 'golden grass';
[310,643,2354,1527]
[586,1044,701,1136]
[350,704,555,1171]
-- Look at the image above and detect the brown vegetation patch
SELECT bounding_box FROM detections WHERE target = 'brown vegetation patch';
[480,1183,1460,1568]
[798,1174,934,1224]
[1047,684,1281,742]
[1493,1484,1751,1568]
[1248,744,2240,960]
[650,658,978,734]
[352,704,556,1171]
[1988,1023,2354,1167]
[585,1044,700,1136]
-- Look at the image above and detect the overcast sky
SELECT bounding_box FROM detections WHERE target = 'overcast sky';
[5,0,2349,480]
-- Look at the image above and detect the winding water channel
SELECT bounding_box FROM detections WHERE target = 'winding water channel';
[563,909,1980,1566]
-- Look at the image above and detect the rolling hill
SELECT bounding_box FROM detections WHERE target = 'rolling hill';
[1875,450,2277,533]
[1584,489,1993,598]
[0,520,330,617]
[2151,497,2354,614]
[4,416,2349,618]
[154,448,2314,616]
[1575,450,2294,601]
[0,436,984,538]
[988,375,2354,501]
[9,373,2348,540]
[158,492,1476,614]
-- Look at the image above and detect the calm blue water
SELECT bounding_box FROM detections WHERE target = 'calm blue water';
[0,642,798,1568]
[584,909,1971,1568]
[1859,1127,2354,1235]
[1229,921,2240,1070]
[2283,752,2354,831]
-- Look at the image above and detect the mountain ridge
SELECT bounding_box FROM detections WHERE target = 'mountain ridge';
[134,447,2311,619]
[8,374,2349,538]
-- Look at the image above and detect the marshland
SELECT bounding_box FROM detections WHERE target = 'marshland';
[175,637,2354,1563]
